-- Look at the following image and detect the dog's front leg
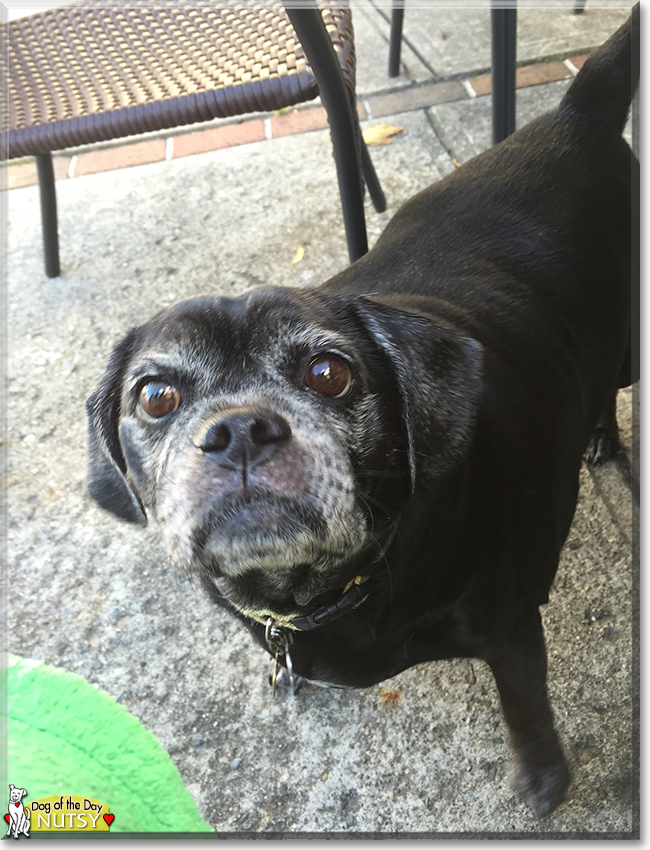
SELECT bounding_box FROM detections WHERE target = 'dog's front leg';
[485,607,570,817]
[586,388,623,466]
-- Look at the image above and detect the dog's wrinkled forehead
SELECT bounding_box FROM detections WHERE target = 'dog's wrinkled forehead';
[128,287,360,391]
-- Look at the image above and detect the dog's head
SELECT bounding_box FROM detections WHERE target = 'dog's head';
[8,786,26,805]
[86,287,482,618]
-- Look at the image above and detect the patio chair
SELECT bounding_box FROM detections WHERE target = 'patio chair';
[3,0,386,277]
[388,0,517,144]
[387,1,592,142]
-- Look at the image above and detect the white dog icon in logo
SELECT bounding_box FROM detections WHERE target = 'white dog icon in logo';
[5,785,30,839]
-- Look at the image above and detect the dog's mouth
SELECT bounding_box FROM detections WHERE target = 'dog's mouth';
[191,489,328,564]
[207,490,325,538]
[211,568,347,616]
[186,486,369,604]
[201,514,399,626]
[182,484,397,623]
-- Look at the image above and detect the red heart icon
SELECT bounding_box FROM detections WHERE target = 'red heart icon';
[103,813,115,827]
[14,803,20,807]
[3,814,9,823]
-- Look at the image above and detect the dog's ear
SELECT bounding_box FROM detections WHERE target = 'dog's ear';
[86,330,147,526]
[354,298,483,491]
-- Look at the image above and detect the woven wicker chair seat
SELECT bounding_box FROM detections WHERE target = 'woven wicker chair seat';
[4,2,355,160]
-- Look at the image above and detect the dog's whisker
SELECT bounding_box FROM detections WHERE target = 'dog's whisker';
[355,468,405,479]
[358,492,393,526]
[363,527,395,611]
[356,493,378,534]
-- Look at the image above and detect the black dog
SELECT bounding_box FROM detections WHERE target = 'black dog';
[86,7,638,817]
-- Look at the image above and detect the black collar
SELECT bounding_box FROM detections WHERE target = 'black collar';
[290,573,374,631]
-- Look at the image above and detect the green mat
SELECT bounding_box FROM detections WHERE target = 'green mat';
[4,655,213,833]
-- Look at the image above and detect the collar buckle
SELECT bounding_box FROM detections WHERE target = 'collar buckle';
[290,577,371,631]
[265,618,297,696]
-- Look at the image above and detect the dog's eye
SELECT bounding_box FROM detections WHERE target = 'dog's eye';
[305,355,353,398]
[139,382,181,418]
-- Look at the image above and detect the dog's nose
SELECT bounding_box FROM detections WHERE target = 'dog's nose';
[194,407,291,469]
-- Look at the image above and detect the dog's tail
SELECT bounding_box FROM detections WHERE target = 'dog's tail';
[559,3,639,135]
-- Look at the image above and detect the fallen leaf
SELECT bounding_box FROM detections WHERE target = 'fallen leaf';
[452,158,462,168]
[379,688,402,707]
[436,26,446,40]
[322,772,329,781]
[362,123,404,146]
[291,245,306,265]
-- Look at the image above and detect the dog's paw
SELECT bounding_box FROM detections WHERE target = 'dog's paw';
[510,756,571,817]
[585,426,623,466]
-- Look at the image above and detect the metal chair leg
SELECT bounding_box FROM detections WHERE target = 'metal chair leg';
[491,2,517,145]
[287,3,375,262]
[388,0,405,78]
[35,153,61,278]
[361,143,387,213]
[388,3,518,147]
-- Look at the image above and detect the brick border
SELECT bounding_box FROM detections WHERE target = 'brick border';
[2,56,585,191]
